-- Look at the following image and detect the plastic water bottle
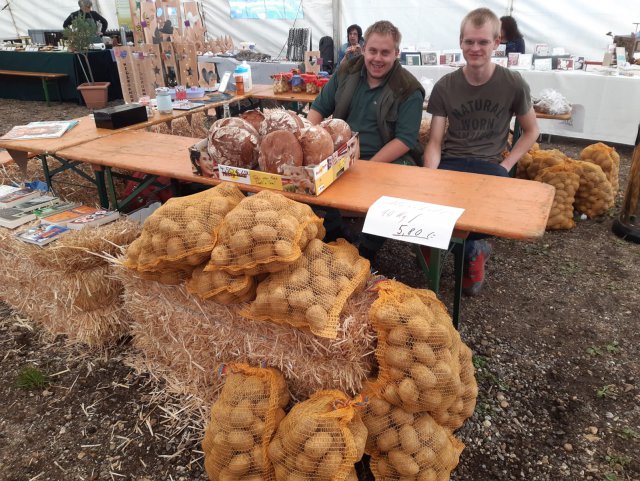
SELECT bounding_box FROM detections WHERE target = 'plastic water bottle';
[223,102,231,118]
[235,61,252,92]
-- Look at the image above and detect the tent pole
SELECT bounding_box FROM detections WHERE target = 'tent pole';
[6,0,20,37]
[333,0,340,67]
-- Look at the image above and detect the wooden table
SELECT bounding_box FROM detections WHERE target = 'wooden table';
[57,129,554,324]
[249,84,319,112]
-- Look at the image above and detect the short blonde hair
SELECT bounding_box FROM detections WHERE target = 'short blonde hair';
[364,20,402,50]
[460,8,500,41]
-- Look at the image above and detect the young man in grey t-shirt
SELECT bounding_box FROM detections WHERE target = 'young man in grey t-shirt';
[424,7,539,296]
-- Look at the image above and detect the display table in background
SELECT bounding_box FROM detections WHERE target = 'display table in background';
[0,50,122,103]
[406,65,640,146]
[197,55,301,85]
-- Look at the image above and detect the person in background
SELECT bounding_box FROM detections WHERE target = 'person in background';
[424,7,539,296]
[337,24,364,65]
[500,15,525,54]
[308,20,424,260]
[63,0,108,35]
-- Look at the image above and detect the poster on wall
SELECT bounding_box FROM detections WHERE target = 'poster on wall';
[229,0,302,19]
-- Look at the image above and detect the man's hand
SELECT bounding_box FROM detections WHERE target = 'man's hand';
[424,116,446,169]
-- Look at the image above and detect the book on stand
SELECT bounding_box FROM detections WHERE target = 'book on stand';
[0,120,79,140]
[67,209,120,230]
[12,195,60,213]
[0,188,41,208]
[15,223,71,247]
[40,205,99,226]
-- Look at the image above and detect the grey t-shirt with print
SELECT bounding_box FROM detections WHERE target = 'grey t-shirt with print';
[427,65,532,162]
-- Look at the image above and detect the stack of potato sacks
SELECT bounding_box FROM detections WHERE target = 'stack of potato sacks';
[517,142,619,230]
[360,280,473,481]
[206,108,352,174]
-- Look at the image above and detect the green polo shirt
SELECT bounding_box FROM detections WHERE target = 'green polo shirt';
[311,67,423,160]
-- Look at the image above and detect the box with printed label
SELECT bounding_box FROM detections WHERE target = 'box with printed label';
[189,133,359,196]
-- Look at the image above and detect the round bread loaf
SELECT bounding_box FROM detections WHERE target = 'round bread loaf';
[208,117,259,168]
[258,130,303,174]
[240,109,265,133]
[259,109,304,136]
[321,118,352,150]
[298,126,335,166]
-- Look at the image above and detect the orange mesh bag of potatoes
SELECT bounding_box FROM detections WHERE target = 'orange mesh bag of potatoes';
[267,390,365,481]
[186,265,257,304]
[523,149,568,180]
[368,280,464,418]
[202,363,290,481]
[241,239,370,339]
[535,163,581,230]
[206,190,325,276]
[137,267,191,285]
[580,142,620,194]
[124,183,245,273]
[572,160,615,218]
[361,396,464,481]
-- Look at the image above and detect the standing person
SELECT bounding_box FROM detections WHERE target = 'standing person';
[63,0,108,35]
[337,24,365,65]
[500,15,525,54]
[424,7,539,296]
[308,20,424,258]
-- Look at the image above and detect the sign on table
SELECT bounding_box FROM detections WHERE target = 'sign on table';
[362,196,464,250]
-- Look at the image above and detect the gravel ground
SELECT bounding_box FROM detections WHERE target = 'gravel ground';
[0,98,638,481]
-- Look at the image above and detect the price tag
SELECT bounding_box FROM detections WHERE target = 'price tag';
[362,196,464,250]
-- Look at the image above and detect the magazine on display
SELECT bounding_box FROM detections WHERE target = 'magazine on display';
[11,195,59,213]
[15,223,71,246]
[67,209,120,230]
[0,208,37,229]
[40,205,99,226]
[0,188,41,208]
[0,120,79,141]
[33,201,81,219]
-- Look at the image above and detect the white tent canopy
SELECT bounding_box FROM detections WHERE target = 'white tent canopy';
[1,1,638,62]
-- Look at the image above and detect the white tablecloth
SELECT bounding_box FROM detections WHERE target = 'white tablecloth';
[407,65,640,146]
[197,55,301,86]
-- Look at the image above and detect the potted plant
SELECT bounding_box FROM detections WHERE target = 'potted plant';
[63,16,110,109]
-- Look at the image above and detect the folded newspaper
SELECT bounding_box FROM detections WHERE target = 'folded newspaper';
[0,120,79,140]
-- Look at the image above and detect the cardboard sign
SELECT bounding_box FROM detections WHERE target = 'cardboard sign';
[362,196,464,250]
[304,50,321,74]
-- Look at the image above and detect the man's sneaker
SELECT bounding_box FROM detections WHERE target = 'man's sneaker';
[462,241,492,296]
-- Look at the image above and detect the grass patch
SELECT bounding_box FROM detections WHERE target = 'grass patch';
[596,384,618,400]
[15,365,48,390]
[473,355,509,391]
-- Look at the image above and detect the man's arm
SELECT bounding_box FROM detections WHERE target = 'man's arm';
[369,138,410,163]
[306,109,324,126]
[500,107,539,172]
[63,12,75,29]
[95,12,108,33]
[423,115,446,169]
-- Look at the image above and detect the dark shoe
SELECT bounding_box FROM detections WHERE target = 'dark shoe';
[462,241,492,296]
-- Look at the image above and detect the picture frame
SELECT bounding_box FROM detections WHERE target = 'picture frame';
[421,51,439,66]
[405,53,422,66]
[557,58,574,70]
[508,53,519,67]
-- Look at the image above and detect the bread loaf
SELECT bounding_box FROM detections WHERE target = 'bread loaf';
[208,117,260,168]
[298,126,335,166]
[240,109,265,133]
[259,109,304,136]
[258,130,304,174]
[321,118,352,150]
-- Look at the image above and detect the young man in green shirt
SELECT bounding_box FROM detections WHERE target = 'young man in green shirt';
[308,20,424,258]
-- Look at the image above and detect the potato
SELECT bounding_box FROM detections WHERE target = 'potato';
[306,304,329,330]
[376,428,399,452]
[349,417,368,459]
[255,209,278,225]
[228,453,251,476]
[274,407,286,425]
[305,238,324,257]
[312,275,335,295]
[230,229,252,252]
[316,451,343,480]
[274,239,294,257]
[268,437,286,462]
[289,289,314,310]
[387,326,410,346]
[399,424,421,454]
[362,412,387,437]
[406,316,431,341]
[382,383,401,406]
[289,267,310,287]
[287,417,319,445]
[388,450,420,476]
[310,258,329,277]
[413,416,437,442]
[414,446,437,467]
[385,345,413,370]
[229,401,255,428]
[278,216,298,239]
[390,407,414,427]
[158,217,180,235]
[303,431,333,460]
[417,469,438,481]
[253,243,274,261]
[398,378,420,406]
[410,364,437,391]
[166,236,186,258]
[412,342,437,366]
[296,452,318,473]
[227,430,255,451]
[211,245,231,265]
[251,224,278,243]
[369,397,391,417]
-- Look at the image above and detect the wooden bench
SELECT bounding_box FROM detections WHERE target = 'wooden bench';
[0,69,67,105]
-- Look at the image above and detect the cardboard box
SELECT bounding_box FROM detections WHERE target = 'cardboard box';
[190,134,359,196]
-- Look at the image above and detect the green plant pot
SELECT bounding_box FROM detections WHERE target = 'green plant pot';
[77,81,110,109]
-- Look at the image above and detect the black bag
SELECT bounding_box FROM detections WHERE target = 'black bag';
[319,36,335,74]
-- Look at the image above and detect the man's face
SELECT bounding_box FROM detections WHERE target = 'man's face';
[363,33,398,82]
[81,5,92,13]
[460,21,500,69]
[348,29,359,46]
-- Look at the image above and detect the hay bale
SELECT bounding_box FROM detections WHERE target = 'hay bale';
[113,262,377,409]
[26,218,141,272]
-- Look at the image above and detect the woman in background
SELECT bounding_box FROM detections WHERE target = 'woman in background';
[63,0,108,35]
[500,16,525,54]
[337,24,364,65]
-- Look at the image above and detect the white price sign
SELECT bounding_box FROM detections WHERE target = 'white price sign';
[362,196,464,250]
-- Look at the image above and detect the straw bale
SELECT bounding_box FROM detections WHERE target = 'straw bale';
[0,256,129,347]
[25,218,141,272]
[113,262,377,408]
[148,112,211,139]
